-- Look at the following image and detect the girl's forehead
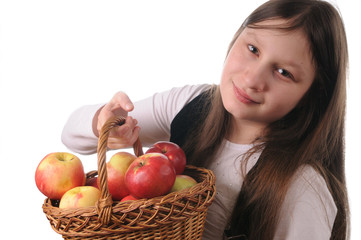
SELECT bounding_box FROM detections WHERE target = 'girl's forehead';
[247,18,296,29]
[241,18,310,46]
[242,26,306,41]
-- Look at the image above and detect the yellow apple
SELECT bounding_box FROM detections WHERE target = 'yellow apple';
[170,175,197,192]
[102,151,137,200]
[59,186,101,209]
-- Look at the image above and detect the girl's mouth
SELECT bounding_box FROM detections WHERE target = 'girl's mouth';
[232,82,260,104]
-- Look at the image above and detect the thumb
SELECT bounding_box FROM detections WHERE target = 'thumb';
[108,91,134,112]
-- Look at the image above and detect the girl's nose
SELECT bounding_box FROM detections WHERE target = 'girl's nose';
[243,62,268,92]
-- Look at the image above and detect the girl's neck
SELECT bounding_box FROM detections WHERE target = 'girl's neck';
[226,118,266,145]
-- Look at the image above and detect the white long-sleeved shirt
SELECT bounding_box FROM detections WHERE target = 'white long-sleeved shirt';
[61,84,337,239]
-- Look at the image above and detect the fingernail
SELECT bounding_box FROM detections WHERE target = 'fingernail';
[126,103,133,111]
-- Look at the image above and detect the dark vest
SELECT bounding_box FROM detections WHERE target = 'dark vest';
[169,89,211,160]
[170,88,248,239]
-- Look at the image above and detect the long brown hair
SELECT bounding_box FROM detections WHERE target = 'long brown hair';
[184,0,349,239]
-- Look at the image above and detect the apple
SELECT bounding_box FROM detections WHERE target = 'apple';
[102,151,137,200]
[35,152,86,200]
[125,153,176,199]
[170,175,197,192]
[146,141,186,174]
[120,195,139,202]
[59,186,100,209]
[86,176,98,188]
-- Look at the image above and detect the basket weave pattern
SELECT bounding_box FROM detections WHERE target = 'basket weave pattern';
[42,116,216,239]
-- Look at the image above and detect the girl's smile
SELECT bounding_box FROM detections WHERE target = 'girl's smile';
[232,81,260,104]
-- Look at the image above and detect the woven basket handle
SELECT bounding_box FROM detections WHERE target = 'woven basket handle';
[96,115,144,225]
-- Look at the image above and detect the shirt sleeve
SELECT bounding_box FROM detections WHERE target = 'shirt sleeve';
[61,84,211,154]
[274,165,337,240]
[61,103,104,154]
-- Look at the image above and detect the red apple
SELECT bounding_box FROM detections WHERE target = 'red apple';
[125,153,176,199]
[102,151,137,200]
[35,152,86,199]
[121,195,139,202]
[86,176,98,188]
[146,141,186,174]
[170,175,197,192]
[59,186,100,209]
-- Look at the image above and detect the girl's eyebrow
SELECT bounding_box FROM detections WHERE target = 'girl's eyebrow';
[243,30,260,45]
[243,28,309,78]
[285,61,307,74]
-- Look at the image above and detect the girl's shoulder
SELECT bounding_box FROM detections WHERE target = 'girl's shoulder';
[151,84,212,115]
[289,165,335,204]
[275,165,337,239]
[165,84,212,101]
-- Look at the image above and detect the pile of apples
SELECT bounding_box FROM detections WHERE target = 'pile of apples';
[35,141,197,209]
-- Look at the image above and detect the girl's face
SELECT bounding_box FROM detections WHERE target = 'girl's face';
[220,19,315,131]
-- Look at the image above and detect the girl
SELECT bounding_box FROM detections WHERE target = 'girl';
[62,0,349,239]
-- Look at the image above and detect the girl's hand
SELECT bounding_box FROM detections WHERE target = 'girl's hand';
[93,91,141,149]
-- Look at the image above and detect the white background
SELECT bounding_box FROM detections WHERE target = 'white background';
[0,0,359,239]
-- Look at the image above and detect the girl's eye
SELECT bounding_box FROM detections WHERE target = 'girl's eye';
[277,68,294,80]
[248,44,259,55]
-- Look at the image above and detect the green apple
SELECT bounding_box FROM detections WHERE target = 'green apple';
[170,175,197,192]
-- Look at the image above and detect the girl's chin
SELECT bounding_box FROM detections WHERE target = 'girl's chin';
[223,102,244,119]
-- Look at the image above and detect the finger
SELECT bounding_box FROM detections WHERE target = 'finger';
[110,123,133,140]
[97,92,135,135]
[107,126,141,149]
[98,115,137,140]
[107,117,139,146]
[107,91,134,112]
[125,116,138,129]
[130,126,141,144]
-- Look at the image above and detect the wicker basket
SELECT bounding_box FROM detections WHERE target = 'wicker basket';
[42,116,216,239]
